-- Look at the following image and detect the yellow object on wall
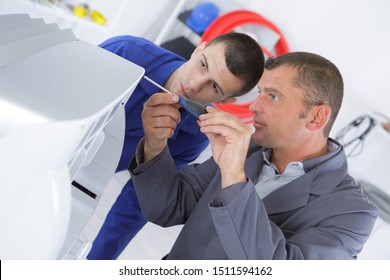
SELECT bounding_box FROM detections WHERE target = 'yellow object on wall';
[90,10,107,26]
[73,4,89,18]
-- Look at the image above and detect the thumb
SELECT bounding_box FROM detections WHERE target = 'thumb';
[171,94,180,103]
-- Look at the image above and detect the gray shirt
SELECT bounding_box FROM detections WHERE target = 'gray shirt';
[255,142,338,199]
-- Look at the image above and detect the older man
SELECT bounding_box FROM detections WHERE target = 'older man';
[129,52,377,259]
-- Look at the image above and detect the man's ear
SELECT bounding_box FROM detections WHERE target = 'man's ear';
[306,104,331,131]
[190,41,207,58]
[215,97,237,104]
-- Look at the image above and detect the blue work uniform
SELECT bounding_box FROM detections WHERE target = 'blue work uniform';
[87,36,209,259]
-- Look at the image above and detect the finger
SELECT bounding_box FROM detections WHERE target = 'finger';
[152,115,180,131]
[147,127,176,140]
[200,123,249,140]
[144,92,179,107]
[143,115,178,141]
[199,108,251,133]
[143,96,181,129]
[143,97,181,124]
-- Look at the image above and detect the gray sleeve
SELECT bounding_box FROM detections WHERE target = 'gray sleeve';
[130,143,219,227]
[209,181,287,259]
[209,180,377,259]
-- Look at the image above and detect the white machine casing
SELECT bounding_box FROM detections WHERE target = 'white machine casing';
[0,14,144,259]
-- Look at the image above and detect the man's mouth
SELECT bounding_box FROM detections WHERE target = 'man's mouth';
[253,119,266,128]
[179,84,189,99]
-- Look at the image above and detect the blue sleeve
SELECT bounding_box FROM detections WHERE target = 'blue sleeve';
[99,35,155,66]
[99,35,185,74]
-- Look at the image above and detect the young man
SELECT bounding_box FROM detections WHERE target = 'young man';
[87,33,265,259]
[129,52,378,259]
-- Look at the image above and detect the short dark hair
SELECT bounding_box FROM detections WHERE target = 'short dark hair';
[207,32,265,97]
[265,52,344,137]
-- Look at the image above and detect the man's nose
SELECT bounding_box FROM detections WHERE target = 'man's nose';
[249,94,264,113]
[189,75,208,92]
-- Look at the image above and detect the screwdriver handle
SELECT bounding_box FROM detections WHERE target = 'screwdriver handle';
[177,95,207,120]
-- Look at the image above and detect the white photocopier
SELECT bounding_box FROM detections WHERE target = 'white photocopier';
[0,14,144,259]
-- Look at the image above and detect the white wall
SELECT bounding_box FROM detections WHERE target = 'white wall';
[239,0,389,135]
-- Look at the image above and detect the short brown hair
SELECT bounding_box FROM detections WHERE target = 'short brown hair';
[265,52,344,137]
[208,33,265,97]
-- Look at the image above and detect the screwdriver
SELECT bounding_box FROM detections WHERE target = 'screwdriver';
[143,75,207,120]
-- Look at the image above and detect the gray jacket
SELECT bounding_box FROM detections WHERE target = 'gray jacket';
[130,139,377,259]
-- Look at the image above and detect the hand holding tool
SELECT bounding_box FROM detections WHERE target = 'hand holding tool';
[143,75,207,120]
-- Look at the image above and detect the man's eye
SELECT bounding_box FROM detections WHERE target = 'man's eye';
[271,94,279,101]
[212,83,219,93]
[201,61,206,68]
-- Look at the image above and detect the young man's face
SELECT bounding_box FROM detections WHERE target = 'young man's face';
[250,65,311,151]
[167,42,243,105]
